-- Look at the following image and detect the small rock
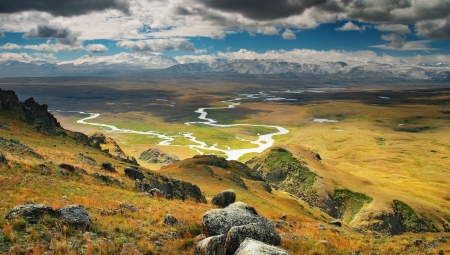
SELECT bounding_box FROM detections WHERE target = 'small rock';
[329,219,342,227]
[320,240,329,245]
[101,162,116,172]
[154,241,163,247]
[163,214,178,225]
[234,238,290,255]
[148,188,162,197]
[57,205,93,229]
[318,225,327,231]
[279,214,287,221]
[124,167,144,181]
[413,239,423,246]
[194,235,226,255]
[59,163,75,172]
[119,203,138,212]
[0,152,7,164]
[212,189,236,208]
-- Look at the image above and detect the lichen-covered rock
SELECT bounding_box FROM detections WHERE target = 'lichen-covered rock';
[164,214,178,225]
[202,202,279,242]
[329,219,342,227]
[124,166,144,181]
[101,162,116,172]
[92,173,122,186]
[225,223,282,254]
[234,238,290,255]
[57,205,93,229]
[212,189,236,208]
[148,188,162,197]
[5,203,55,224]
[194,234,226,255]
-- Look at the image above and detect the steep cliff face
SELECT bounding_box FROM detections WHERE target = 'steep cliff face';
[0,88,61,134]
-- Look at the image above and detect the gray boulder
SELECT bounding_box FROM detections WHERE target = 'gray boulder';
[329,219,342,227]
[57,205,93,229]
[234,238,290,255]
[124,166,144,181]
[212,189,236,208]
[5,203,55,224]
[101,162,116,172]
[202,203,279,244]
[194,235,226,255]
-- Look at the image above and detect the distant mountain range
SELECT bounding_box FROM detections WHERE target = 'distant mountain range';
[1,52,450,80]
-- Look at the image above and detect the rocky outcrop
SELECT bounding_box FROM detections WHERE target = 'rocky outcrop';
[136,173,206,203]
[0,89,62,135]
[0,136,42,159]
[139,148,180,166]
[57,205,93,229]
[234,238,290,255]
[0,151,7,164]
[92,173,122,186]
[124,166,144,181]
[5,203,56,224]
[197,201,281,255]
[212,189,236,208]
[88,132,138,164]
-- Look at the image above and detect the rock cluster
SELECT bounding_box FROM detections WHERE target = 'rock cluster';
[124,166,144,181]
[5,203,93,229]
[135,174,206,203]
[195,190,288,255]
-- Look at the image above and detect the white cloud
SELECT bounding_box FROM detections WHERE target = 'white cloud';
[369,40,437,51]
[375,24,411,34]
[33,52,56,60]
[282,29,296,40]
[86,44,108,53]
[0,52,34,62]
[211,30,225,40]
[117,39,196,52]
[0,30,4,38]
[335,22,365,31]
[0,43,23,50]
[23,42,84,52]
[256,27,279,35]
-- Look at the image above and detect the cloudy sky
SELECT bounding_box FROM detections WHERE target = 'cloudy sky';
[1,0,450,64]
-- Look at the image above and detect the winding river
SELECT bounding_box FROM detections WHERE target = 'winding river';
[55,93,289,161]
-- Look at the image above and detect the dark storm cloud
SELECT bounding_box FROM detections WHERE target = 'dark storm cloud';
[194,0,327,20]
[416,17,450,40]
[0,0,130,16]
[23,25,80,46]
[332,0,450,23]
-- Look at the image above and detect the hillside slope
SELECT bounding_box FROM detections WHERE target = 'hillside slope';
[1,88,450,254]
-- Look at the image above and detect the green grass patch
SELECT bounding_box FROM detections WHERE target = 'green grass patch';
[334,189,373,223]
[392,200,436,233]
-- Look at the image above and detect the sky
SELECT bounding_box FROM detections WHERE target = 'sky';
[1,0,450,64]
